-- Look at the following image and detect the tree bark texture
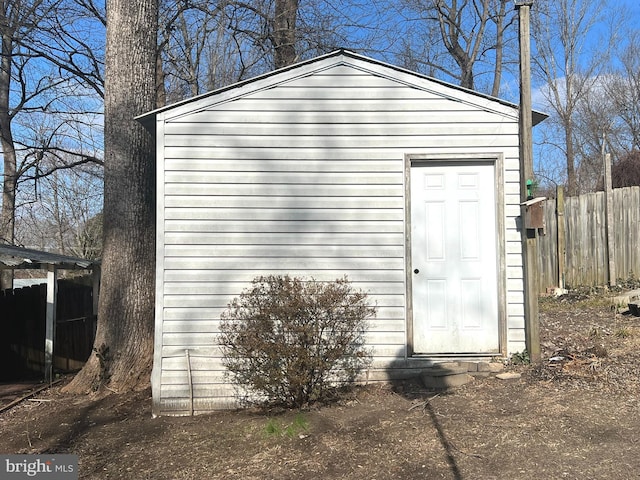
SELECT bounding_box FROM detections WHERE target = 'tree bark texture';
[273,0,299,69]
[0,4,17,290]
[64,0,158,393]
[490,0,508,98]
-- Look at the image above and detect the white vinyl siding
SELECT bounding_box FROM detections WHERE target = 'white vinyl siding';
[152,56,527,414]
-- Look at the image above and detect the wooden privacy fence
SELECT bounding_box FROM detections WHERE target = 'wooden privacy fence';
[0,279,96,380]
[538,186,640,290]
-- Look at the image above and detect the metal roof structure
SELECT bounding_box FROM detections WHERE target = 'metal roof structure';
[1,244,100,383]
[0,244,96,270]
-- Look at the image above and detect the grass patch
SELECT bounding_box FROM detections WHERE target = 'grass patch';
[615,327,633,339]
[539,291,619,313]
[540,276,640,314]
[263,413,309,439]
[264,418,283,437]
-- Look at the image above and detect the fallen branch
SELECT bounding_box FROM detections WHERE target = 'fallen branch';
[408,394,440,411]
[0,379,64,414]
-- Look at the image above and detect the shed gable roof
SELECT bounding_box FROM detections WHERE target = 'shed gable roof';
[137,49,546,129]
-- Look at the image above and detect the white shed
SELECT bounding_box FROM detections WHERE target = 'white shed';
[139,50,546,415]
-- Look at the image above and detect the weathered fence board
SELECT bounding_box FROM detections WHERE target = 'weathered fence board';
[539,186,640,290]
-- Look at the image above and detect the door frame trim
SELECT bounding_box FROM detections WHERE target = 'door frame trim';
[404,153,507,357]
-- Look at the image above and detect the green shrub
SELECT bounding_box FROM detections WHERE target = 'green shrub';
[219,275,375,408]
[511,350,530,365]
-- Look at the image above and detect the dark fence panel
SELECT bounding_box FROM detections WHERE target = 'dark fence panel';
[0,279,96,380]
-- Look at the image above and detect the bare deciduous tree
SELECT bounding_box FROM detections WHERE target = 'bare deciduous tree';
[611,151,640,188]
[0,0,61,288]
[385,0,515,96]
[605,32,640,153]
[158,0,361,103]
[0,0,105,289]
[532,0,615,196]
[16,160,102,257]
[64,0,158,393]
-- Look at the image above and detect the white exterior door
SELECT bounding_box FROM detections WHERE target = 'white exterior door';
[410,162,499,354]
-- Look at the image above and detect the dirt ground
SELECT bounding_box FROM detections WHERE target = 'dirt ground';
[3,291,640,480]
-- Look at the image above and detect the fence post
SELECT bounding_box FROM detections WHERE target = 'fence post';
[604,153,616,286]
[45,266,58,383]
[556,186,566,290]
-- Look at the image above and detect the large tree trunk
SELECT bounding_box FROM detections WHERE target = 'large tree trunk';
[490,0,508,98]
[64,0,158,393]
[273,0,299,69]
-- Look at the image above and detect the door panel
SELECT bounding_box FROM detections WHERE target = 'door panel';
[411,162,499,354]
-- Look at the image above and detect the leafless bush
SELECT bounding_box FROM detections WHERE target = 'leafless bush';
[219,275,375,408]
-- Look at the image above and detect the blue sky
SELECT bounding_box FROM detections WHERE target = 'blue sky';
[2,0,639,194]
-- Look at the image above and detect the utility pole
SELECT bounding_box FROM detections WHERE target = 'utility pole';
[516,0,540,362]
